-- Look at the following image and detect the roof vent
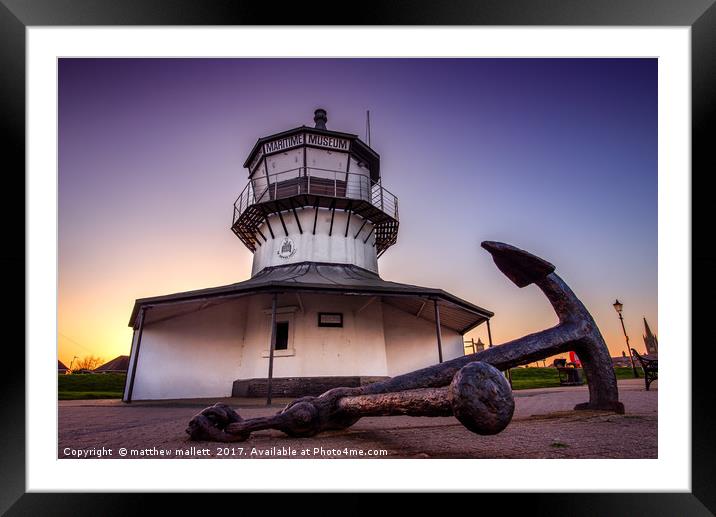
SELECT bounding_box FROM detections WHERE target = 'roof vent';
[314,108,327,130]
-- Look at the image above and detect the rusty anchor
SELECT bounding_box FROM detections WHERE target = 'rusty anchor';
[187,361,514,442]
[186,241,623,442]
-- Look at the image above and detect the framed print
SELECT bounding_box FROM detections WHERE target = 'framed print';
[2,0,715,513]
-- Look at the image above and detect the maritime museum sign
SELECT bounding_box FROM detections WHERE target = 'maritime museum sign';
[305,133,350,151]
[262,132,350,155]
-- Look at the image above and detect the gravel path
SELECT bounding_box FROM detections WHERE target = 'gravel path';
[58,379,656,459]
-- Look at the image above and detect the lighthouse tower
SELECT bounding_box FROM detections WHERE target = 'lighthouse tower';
[123,109,493,402]
[232,109,398,276]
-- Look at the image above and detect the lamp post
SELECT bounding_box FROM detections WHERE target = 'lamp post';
[68,355,79,374]
[613,299,639,378]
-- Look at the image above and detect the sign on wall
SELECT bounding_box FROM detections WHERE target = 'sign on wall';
[305,133,349,151]
[260,132,350,156]
[264,134,304,154]
[318,312,343,327]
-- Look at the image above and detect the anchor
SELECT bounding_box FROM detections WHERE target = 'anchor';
[186,241,624,442]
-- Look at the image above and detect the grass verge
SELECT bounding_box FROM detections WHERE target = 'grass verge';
[58,368,642,399]
[59,373,126,400]
[510,367,641,391]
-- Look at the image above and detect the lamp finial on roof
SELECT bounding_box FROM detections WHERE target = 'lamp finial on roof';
[314,108,327,129]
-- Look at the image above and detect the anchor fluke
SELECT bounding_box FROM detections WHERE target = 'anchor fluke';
[481,241,555,288]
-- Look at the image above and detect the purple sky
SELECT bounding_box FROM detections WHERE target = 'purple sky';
[58,58,657,365]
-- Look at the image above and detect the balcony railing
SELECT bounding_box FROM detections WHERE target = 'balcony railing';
[233,167,399,225]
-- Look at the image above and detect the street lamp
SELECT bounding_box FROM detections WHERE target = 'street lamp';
[613,299,639,378]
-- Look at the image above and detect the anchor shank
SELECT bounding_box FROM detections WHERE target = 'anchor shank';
[535,273,590,324]
[358,325,578,395]
[337,388,452,417]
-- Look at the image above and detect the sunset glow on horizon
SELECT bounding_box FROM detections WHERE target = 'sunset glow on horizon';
[58,58,657,368]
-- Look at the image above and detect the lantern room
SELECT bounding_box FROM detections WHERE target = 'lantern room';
[231,109,399,274]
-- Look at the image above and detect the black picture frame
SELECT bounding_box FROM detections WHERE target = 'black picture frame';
[2,0,713,513]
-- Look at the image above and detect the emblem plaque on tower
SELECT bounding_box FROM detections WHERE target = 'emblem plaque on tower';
[277,237,296,259]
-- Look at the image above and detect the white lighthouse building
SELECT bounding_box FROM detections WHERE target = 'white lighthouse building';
[123,109,493,402]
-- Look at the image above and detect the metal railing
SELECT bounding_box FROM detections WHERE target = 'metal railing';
[233,167,399,224]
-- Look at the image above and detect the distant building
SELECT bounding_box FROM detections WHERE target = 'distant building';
[58,360,68,374]
[95,355,130,374]
[611,355,633,368]
[643,318,658,355]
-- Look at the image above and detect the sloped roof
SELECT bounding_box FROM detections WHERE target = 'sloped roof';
[94,355,130,372]
[58,360,68,371]
[129,262,493,334]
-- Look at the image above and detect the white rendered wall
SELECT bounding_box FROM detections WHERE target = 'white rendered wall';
[128,293,463,400]
[305,148,347,172]
[381,303,464,376]
[251,208,378,276]
[265,148,303,173]
[130,299,249,400]
[129,293,391,400]
[237,293,389,380]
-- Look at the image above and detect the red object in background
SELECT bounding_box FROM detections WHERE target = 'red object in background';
[569,351,582,367]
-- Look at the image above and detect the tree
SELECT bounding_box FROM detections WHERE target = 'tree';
[72,355,104,372]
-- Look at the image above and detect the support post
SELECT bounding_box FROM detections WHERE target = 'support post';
[356,296,376,315]
[266,293,278,405]
[328,200,336,236]
[433,299,443,363]
[486,318,494,347]
[276,206,289,236]
[344,203,352,237]
[125,306,147,404]
[289,199,303,234]
[354,218,368,239]
[312,199,319,235]
[263,211,275,239]
[415,300,426,319]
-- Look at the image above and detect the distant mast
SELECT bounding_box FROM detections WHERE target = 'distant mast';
[366,110,371,147]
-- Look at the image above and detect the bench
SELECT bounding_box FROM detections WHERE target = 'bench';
[556,366,584,386]
[631,348,658,391]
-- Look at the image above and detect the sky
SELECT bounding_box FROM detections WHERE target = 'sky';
[58,58,657,368]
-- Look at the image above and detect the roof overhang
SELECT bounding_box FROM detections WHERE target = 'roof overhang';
[128,263,493,334]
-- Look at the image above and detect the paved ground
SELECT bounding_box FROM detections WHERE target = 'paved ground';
[58,379,657,459]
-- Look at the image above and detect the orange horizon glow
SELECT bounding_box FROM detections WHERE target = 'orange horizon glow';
[58,251,657,368]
